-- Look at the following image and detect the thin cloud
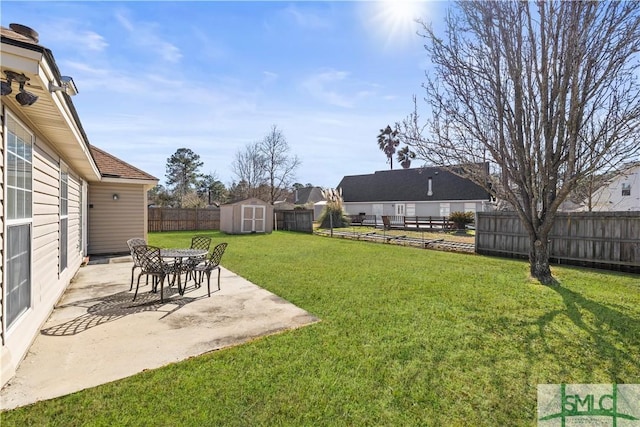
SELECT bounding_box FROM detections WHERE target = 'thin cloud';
[282,4,333,30]
[115,11,182,63]
[301,70,354,108]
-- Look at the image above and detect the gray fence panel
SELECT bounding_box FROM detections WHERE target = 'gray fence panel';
[148,207,220,232]
[476,211,640,272]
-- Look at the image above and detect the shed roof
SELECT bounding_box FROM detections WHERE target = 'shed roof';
[337,165,491,202]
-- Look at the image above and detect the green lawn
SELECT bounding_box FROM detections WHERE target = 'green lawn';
[3,231,639,426]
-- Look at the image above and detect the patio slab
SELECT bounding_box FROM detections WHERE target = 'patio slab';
[0,257,319,411]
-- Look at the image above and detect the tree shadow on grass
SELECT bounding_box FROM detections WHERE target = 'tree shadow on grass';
[531,283,640,382]
[40,285,212,337]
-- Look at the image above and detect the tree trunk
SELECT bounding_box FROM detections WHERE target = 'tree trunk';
[529,236,554,285]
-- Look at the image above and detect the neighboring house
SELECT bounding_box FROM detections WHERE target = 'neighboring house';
[1,24,157,386]
[587,163,640,212]
[337,165,492,218]
[289,186,325,207]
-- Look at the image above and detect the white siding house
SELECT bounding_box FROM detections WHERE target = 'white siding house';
[1,24,157,386]
[589,163,640,212]
[337,165,492,219]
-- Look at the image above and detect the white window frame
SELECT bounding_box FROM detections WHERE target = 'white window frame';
[464,202,476,213]
[60,163,69,273]
[4,111,34,330]
[439,203,450,217]
[621,183,631,197]
[395,203,405,216]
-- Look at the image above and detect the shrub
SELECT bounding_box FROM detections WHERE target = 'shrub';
[318,188,350,228]
[449,211,475,229]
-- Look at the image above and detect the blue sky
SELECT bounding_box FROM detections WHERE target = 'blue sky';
[2,1,446,189]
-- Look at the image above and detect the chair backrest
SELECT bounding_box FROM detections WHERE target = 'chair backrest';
[191,236,212,252]
[132,245,164,273]
[206,243,228,268]
[127,238,147,266]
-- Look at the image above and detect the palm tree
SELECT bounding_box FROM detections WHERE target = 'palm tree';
[377,125,400,169]
[397,146,416,169]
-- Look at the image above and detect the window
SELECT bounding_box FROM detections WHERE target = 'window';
[464,202,476,213]
[5,114,33,328]
[60,167,69,272]
[439,203,450,217]
[395,203,405,216]
[622,183,631,197]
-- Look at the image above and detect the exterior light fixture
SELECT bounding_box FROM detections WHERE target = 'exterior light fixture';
[1,70,38,106]
[112,194,119,201]
[49,76,78,96]
[1,80,12,96]
[15,89,38,106]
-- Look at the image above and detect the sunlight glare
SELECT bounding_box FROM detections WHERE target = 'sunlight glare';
[367,0,428,50]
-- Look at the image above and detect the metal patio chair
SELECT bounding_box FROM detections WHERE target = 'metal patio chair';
[126,237,147,290]
[182,235,212,284]
[132,245,177,302]
[192,243,228,297]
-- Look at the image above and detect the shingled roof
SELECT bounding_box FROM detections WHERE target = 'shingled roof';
[90,146,157,181]
[337,165,491,202]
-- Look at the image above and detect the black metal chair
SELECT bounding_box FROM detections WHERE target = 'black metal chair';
[183,236,212,284]
[126,237,147,290]
[192,243,228,297]
[132,245,177,302]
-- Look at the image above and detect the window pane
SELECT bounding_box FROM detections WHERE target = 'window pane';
[16,189,25,219]
[6,224,31,328]
[24,166,32,190]
[7,188,16,220]
[7,133,17,153]
[17,137,25,159]
[25,190,32,218]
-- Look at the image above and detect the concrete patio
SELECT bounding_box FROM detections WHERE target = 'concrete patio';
[0,256,319,411]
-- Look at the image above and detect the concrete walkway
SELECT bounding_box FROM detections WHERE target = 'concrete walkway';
[0,257,319,410]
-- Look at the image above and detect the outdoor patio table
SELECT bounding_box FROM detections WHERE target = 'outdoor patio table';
[160,248,208,295]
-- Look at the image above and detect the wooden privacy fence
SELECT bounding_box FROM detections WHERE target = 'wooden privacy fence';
[275,209,313,233]
[148,207,220,232]
[476,211,640,272]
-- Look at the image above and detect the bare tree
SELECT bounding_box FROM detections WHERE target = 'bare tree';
[231,142,267,200]
[259,125,301,204]
[400,1,640,284]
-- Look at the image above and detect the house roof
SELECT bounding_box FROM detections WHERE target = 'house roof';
[1,24,101,181]
[289,186,324,205]
[90,146,157,182]
[337,165,491,203]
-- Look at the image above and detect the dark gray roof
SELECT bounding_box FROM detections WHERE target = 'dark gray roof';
[290,187,324,204]
[337,165,491,202]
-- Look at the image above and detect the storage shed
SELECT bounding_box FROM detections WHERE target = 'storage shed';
[220,198,274,234]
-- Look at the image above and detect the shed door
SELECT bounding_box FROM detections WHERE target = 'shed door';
[241,205,266,233]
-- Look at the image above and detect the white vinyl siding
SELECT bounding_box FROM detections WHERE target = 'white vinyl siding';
[88,183,148,254]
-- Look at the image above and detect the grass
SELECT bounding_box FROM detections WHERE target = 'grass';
[2,230,639,426]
